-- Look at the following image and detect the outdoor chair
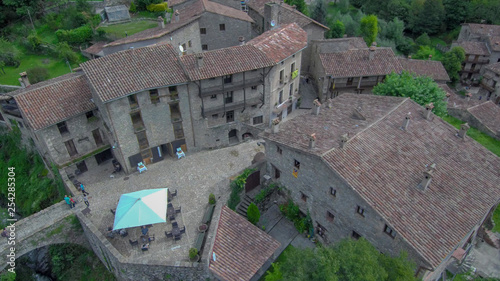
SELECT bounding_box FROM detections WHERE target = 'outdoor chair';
[172,221,178,228]
[175,206,181,213]
[179,226,185,234]
[165,231,173,238]
[148,234,155,242]
[120,229,128,237]
[129,239,138,246]
[174,235,181,242]
[169,214,176,221]
[168,203,173,208]
[171,190,177,197]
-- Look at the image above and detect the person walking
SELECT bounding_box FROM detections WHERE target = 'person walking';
[64,195,72,209]
[69,196,76,208]
[82,194,89,207]
[80,183,89,195]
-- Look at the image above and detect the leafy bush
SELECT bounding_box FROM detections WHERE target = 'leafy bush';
[27,67,49,84]
[0,38,20,67]
[209,193,216,205]
[136,0,163,11]
[189,248,198,260]
[56,25,93,45]
[280,200,312,233]
[227,168,256,210]
[147,2,171,12]
[412,45,438,60]
[55,42,79,63]
[27,31,43,52]
[130,1,137,13]
[415,33,431,46]
[247,203,261,225]
[254,184,277,203]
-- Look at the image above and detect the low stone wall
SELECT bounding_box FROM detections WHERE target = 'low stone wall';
[448,108,500,140]
[0,84,21,94]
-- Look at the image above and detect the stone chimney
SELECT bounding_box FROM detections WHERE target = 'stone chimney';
[158,16,165,29]
[308,133,316,149]
[445,92,451,102]
[401,112,411,131]
[312,99,321,115]
[424,103,434,120]
[428,55,432,60]
[465,92,472,101]
[408,55,412,59]
[174,10,180,23]
[264,3,279,31]
[19,72,30,88]
[418,163,436,191]
[239,36,245,46]
[291,4,296,10]
[458,123,470,139]
[369,42,376,60]
[196,54,204,68]
[271,118,280,134]
[340,133,348,148]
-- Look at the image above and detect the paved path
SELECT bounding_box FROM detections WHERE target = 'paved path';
[471,240,500,278]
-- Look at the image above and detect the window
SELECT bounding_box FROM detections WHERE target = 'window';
[200,28,206,34]
[210,94,217,99]
[274,165,281,179]
[384,224,396,238]
[330,187,336,197]
[57,122,69,135]
[279,90,283,104]
[92,129,103,146]
[317,223,326,238]
[188,40,192,48]
[64,140,78,157]
[181,43,186,52]
[300,192,308,202]
[219,24,225,31]
[251,86,257,90]
[130,112,145,132]
[212,114,218,119]
[223,75,232,84]
[169,86,178,100]
[279,69,284,84]
[291,62,295,73]
[294,159,300,169]
[202,44,208,51]
[347,77,353,86]
[327,211,335,222]
[289,83,293,97]
[276,146,282,155]
[356,205,365,217]
[128,94,138,109]
[225,91,233,103]
[352,231,361,240]
[173,122,184,139]
[226,110,234,123]
[86,111,94,120]
[253,115,263,124]
[136,131,149,150]
[149,89,159,104]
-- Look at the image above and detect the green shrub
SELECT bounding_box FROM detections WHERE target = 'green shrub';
[415,33,431,46]
[27,32,43,51]
[227,168,256,210]
[247,203,260,225]
[147,2,170,12]
[129,1,137,13]
[254,184,277,203]
[56,25,93,45]
[209,193,216,205]
[27,67,49,84]
[136,0,162,11]
[55,42,79,63]
[0,38,20,67]
[189,248,198,260]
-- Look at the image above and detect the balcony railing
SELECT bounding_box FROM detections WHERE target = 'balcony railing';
[200,78,264,97]
[204,97,262,116]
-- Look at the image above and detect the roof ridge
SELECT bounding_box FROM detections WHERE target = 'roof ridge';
[279,3,329,30]
[15,73,82,98]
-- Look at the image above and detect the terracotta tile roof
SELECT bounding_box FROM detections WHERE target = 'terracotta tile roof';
[167,0,188,7]
[487,36,500,51]
[264,94,500,269]
[202,0,254,23]
[83,41,107,55]
[484,62,500,74]
[441,85,485,110]
[398,58,450,82]
[247,23,308,63]
[180,45,275,80]
[468,101,500,133]
[209,206,280,281]
[247,0,328,30]
[320,47,403,78]
[455,41,490,56]
[467,23,500,37]
[81,43,188,102]
[312,37,367,52]
[13,73,95,130]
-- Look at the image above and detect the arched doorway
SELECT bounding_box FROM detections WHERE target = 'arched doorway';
[228,129,238,144]
[242,132,253,141]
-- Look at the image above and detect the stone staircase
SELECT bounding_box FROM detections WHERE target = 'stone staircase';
[457,251,477,274]
[236,195,253,218]
[484,230,500,249]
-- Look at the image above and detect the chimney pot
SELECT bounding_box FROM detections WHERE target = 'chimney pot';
[418,163,436,191]
[428,54,432,60]
[312,99,321,115]
[158,16,165,29]
[174,10,180,22]
[340,133,348,148]
[408,55,412,59]
[271,118,280,133]
[424,103,434,120]
[19,72,30,87]
[196,54,204,68]
[369,45,376,60]
[309,133,316,149]
[238,36,245,45]
[458,123,470,139]
[401,112,411,130]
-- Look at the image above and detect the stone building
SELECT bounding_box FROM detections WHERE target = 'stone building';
[310,38,403,100]
[479,62,500,104]
[246,0,329,74]
[453,23,500,84]
[261,94,500,281]
[84,0,252,58]
[0,72,111,174]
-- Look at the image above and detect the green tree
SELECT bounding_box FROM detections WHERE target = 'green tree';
[135,0,162,11]
[338,0,350,14]
[27,31,42,51]
[442,46,466,83]
[415,33,431,46]
[311,0,327,25]
[413,45,437,60]
[247,203,260,225]
[443,0,469,30]
[373,71,448,116]
[0,38,20,67]
[129,1,137,13]
[0,61,5,75]
[265,263,283,281]
[55,42,79,63]
[27,67,49,84]
[467,0,500,25]
[360,15,378,46]
[329,20,345,38]
[285,0,308,15]
[385,17,405,45]
[412,0,445,35]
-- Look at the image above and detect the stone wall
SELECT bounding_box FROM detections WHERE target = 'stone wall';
[448,107,500,140]
[0,85,21,94]
[198,13,252,51]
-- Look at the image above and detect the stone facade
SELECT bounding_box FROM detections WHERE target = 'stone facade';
[198,13,252,51]
[479,64,500,104]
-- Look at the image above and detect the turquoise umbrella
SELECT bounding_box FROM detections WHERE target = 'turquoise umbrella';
[113,188,168,230]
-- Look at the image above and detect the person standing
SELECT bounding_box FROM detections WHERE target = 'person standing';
[69,196,76,208]
[64,195,72,209]
[82,194,89,207]
[80,183,89,195]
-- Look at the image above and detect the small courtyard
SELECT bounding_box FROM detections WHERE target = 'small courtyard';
[73,140,265,264]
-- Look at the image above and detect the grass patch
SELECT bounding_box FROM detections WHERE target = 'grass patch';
[430,37,448,47]
[47,224,64,238]
[492,205,500,233]
[442,115,500,157]
[0,52,86,85]
[99,20,157,40]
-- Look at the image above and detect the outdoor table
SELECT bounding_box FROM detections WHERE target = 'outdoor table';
[141,235,149,243]
[172,227,181,238]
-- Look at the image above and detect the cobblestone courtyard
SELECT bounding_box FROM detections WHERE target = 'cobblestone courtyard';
[74,140,265,264]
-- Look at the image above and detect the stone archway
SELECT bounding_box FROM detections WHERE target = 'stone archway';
[242,132,253,141]
[228,129,239,144]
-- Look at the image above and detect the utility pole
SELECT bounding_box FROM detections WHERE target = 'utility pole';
[27,8,36,33]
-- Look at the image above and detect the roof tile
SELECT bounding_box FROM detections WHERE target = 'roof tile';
[398,58,450,82]
[455,41,490,56]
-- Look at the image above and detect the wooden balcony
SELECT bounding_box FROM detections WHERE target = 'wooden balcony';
[203,98,262,116]
[200,78,264,97]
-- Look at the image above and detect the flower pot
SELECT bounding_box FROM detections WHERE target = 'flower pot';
[198,224,208,233]
[190,254,200,262]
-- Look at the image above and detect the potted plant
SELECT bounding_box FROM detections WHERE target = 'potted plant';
[189,248,199,262]
[198,224,208,232]
[209,193,216,205]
